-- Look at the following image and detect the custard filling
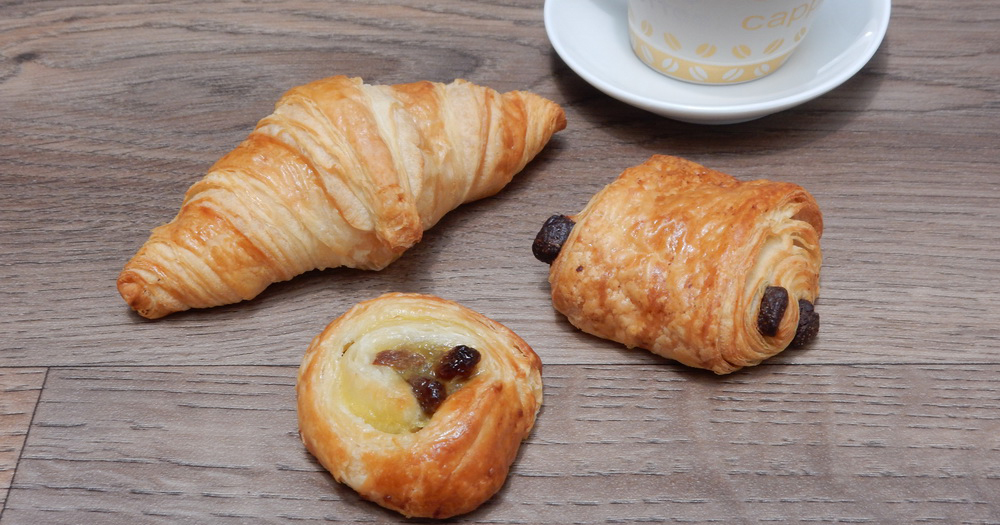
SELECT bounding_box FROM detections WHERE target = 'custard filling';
[342,341,481,434]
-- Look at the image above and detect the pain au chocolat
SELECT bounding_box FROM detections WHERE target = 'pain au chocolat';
[534,155,823,374]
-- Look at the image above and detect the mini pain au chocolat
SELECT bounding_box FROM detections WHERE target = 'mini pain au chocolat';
[296,293,543,519]
[534,155,823,374]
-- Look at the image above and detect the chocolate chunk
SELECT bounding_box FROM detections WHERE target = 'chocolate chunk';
[757,286,789,337]
[408,376,446,415]
[436,345,481,381]
[790,299,820,348]
[532,214,575,264]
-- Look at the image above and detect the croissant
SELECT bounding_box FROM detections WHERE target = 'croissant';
[296,292,543,519]
[117,76,566,318]
[533,155,823,374]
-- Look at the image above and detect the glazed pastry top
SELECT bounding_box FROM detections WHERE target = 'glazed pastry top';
[547,155,823,374]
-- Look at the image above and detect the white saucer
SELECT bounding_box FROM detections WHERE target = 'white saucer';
[544,0,890,125]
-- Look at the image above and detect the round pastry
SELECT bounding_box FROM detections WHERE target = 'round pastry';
[296,292,543,518]
[534,155,823,374]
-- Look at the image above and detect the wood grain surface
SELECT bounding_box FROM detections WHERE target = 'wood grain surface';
[2,0,999,523]
[0,369,45,510]
[5,365,1000,524]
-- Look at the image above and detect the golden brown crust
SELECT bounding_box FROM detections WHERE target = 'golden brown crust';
[117,77,566,318]
[549,155,823,374]
[296,293,543,519]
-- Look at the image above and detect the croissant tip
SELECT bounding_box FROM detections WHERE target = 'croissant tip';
[539,96,569,132]
[553,106,568,132]
[116,272,163,319]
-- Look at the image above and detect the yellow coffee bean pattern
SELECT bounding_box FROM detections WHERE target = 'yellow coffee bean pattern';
[641,20,653,37]
[629,25,794,84]
[663,32,682,52]
[764,38,785,55]
[696,43,717,58]
[732,44,752,59]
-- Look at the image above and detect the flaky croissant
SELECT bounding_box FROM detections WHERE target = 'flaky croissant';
[117,76,566,318]
[534,155,823,374]
[296,293,543,519]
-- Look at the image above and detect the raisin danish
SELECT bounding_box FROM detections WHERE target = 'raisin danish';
[296,293,543,518]
[534,155,823,374]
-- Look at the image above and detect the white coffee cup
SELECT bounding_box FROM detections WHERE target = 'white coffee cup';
[627,0,823,85]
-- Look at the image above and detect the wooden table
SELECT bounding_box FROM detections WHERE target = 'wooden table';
[2,1,998,523]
